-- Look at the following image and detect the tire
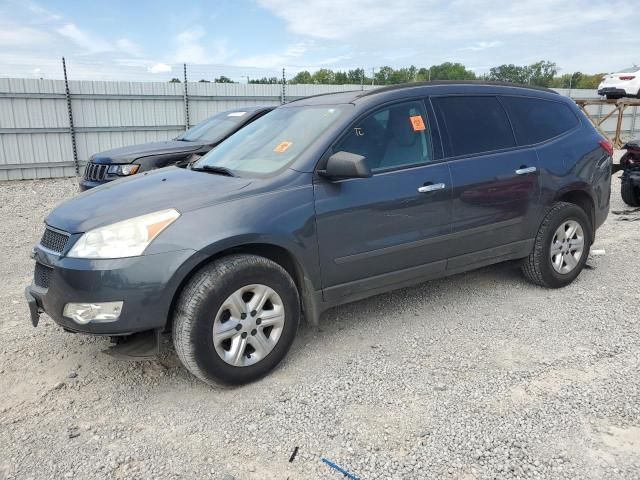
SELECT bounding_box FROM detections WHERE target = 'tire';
[621,178,640,206]
[173,254,300,386]
[522,202,592,288]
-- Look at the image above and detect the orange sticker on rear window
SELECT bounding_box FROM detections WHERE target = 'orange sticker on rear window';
[410,115,426,132]
[274,141,293,153]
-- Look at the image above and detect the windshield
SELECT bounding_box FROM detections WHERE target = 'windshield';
[177,110,253,143]
[616,66,639,73]
[193,105,347,176]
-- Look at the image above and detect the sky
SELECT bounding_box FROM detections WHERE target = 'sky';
[0,0,638,82]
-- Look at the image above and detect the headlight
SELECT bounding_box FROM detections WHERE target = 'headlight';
[108,164,140,176]
[67,209,180,259]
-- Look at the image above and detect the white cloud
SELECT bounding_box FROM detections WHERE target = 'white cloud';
[256,0,640,73]
[148,63,172,74]
[0,26,52,47]
[234,41,313,69]
[55,23,113,53]
[169,25,232,64]
[116,38,143,57]
[463,41,503,52]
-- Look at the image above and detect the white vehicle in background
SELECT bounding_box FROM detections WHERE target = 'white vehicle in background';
[598,66,640,99]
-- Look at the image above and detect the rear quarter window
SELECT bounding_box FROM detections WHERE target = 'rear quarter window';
[500,96,580,145]
[432,96,516,157]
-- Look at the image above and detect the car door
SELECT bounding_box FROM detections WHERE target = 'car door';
[313,99,452,303]
[431,95,541,269]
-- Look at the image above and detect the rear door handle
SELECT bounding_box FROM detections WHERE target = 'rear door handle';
[515,166,537,175]
[418,182,446,193]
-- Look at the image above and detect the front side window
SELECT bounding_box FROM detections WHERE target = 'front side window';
[432,96,516,157]
[500,96,579,145]
[334,100,433,172]
[194,106,347,176]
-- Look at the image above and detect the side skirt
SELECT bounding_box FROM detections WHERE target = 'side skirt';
[318,239,534,313]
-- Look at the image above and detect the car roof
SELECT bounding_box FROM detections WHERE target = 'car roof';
[286,81,560,107]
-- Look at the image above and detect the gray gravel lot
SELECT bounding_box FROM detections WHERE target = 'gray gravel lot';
[1,174,639,480]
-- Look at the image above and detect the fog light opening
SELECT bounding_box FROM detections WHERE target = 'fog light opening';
[63,301,123,324]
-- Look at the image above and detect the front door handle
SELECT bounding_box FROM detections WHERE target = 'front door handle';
[418,182,446,193]
[515,166,537,175]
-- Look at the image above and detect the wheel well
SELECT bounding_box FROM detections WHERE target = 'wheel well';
[165,243,310,332]
[558,190,595,235]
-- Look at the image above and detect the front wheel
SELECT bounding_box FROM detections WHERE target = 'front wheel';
[522,202,592,288]
[621,177,640,206]
[173,254,300,386]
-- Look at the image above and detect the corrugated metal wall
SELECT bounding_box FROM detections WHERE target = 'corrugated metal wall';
[0,79,636,181]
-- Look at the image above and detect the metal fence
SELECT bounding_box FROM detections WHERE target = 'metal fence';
[0,79,637,181]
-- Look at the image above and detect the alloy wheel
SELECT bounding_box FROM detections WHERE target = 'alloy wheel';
[212,284,285,367]
[550,220,585,274]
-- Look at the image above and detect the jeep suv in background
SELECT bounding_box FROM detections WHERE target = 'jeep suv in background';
[27,82,612,386]
[79,106,273,190]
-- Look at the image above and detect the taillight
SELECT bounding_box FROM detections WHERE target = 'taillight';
[619,76,636,81]
[599,139,613,156]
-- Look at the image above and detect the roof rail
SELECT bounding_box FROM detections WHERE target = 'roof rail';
[284,89,363,104]
[359,80,559,96]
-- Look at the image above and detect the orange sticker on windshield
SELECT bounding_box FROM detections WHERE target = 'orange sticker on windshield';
[274,141,293,153]
[410,115,426,132]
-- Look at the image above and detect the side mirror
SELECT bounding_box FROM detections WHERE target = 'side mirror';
[319,151,372,180]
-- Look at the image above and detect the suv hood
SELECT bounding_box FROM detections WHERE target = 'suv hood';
[90,140,205,164]
[46,167,251,233]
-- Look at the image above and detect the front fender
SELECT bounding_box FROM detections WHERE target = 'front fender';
[156,182,322,292]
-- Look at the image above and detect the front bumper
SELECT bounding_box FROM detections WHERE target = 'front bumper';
[78,177,112,191]
[26,246,205,335]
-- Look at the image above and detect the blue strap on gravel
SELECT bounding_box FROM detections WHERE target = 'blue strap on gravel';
[321,457,360,480]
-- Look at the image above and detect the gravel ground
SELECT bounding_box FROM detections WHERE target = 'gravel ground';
[0,173,639,480]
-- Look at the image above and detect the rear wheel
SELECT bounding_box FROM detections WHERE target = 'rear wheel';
[621,177,640,206]
[173,254,300,386]
[522,202,592,288]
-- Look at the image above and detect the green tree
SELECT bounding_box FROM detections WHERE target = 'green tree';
[374,66,395,85]
[421,63,476,81]
[248,77,280,84]
[527,60,558,87]
[488,61,557,86]
[168,78,181,83]
[551,72,604,89]
[198,79,210,83]
[213,75,235,83]
[334,71,349,84]
[346,68,366,84]
[576,73,605,89]
[289,71,313,84]
[488,64,529,84]
[311,69,336,84]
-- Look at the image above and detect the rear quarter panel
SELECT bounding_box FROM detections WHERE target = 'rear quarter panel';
[536,115,611,230]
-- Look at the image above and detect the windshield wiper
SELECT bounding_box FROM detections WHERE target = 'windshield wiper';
[189,164,236,177]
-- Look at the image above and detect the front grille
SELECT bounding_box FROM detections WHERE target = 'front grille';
[84,162,107,181]
[34,263,53,289]
[40,227,70,253]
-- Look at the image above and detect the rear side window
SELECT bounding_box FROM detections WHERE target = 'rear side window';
[432,96,516,157]
[500,96,579,145]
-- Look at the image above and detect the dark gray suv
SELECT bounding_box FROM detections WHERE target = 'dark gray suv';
[26,82,612,386]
